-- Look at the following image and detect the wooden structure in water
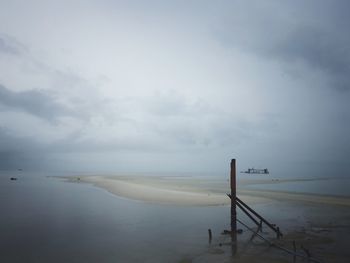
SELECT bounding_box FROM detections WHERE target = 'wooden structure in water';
[227,159,282,257]
[229,159,282,239]
[225,159,323,262]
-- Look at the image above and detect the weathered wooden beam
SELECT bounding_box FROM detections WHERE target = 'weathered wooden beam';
[236,196,282,237]
[231,194,261,227]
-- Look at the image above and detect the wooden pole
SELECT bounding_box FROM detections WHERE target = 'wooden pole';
[208,229,212,243]
[230,159,237,255]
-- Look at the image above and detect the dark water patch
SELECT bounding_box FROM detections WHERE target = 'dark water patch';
[0,173,230,263]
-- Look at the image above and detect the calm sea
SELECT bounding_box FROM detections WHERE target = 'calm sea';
[240,176,350,197]
[0,171,229,263]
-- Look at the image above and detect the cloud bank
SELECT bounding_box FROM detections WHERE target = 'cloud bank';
[0,1,349,176]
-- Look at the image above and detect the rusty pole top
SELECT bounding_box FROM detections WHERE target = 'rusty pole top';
[230,159,236,193]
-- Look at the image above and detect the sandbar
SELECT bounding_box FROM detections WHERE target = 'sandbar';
[65,175,350,207]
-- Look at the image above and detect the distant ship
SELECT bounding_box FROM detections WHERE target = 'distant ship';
[241,168,269,174]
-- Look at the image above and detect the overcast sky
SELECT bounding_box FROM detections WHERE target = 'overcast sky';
[0,0,349,176]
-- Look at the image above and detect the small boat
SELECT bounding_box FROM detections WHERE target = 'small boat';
[241,168,269,174]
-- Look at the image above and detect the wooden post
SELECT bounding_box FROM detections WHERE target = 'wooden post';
[230,159,237,255]
[208,229,212,243]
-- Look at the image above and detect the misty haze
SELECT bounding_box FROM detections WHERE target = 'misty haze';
[1,1,349,262]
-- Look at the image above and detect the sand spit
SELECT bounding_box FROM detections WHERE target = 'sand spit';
[65,175,350,207]
[79,176,254,206]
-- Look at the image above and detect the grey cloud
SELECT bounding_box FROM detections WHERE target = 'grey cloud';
[145,91,214,117]
[147,91,188,117]
[0,84,73,122]
[263,27,350,91]
[0,35,23,55]
[0,1,349,175]
[0,127,43,169]
[217,1,350,91]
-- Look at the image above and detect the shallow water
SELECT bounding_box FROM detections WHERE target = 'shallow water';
[1,171,349,262]
[242,177,350,197]
[0,171,229,263]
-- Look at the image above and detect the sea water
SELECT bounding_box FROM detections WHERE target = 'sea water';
[241,177,350,197]
[0,171,229,263]
[2,171,349,262]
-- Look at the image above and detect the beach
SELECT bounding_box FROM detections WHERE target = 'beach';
[64,175,350,263]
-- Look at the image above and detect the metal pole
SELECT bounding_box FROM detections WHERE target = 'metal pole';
[230,159,237,255]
